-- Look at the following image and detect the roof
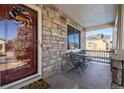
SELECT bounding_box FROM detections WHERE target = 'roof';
[0,38,5,41]
[86,33,111,40]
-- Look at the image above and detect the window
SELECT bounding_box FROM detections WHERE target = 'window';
[0,44,3,50]
[88,42,93,47]
[67,25,80,50]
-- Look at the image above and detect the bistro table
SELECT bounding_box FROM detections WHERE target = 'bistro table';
[76,53,88,57]
[76,53,88,61]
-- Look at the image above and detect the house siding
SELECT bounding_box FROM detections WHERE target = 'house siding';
[42,5,85,78]
[0,39,5,55]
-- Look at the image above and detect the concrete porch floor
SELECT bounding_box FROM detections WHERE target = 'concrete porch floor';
[45,61,111,89]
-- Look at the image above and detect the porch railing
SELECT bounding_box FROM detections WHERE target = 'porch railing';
[85,50,112,63]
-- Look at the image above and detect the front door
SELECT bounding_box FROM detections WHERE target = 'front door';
[0,4,37,86]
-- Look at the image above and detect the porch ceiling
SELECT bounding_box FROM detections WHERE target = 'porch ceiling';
[54,4,117,28]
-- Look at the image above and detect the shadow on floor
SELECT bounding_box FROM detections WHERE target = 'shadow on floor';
[45,61,111,89]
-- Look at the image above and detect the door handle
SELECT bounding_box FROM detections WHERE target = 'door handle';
[41,44,42,47]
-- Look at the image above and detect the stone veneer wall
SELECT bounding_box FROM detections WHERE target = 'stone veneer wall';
[41,5,86,78]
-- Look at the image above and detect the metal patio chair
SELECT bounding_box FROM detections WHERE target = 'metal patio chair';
[68,51,83,76]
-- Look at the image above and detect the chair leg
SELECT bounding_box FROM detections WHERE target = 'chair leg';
[68,65,82,77]
[81,62,88,71]
[67,65,78,72]
[78,66,82,77]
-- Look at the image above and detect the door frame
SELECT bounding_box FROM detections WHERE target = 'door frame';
[0,4,42,89]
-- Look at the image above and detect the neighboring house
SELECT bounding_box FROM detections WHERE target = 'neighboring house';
[86,39,108,50]
[86,34,112,50]
[0,38,5,55]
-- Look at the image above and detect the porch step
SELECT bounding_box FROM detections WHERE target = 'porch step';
[44,74,79,89]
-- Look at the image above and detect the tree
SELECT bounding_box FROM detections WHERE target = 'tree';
[12,26,33,60]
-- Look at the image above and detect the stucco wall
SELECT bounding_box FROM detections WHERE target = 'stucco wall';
[41,5,86,78]
[0,39,5,55]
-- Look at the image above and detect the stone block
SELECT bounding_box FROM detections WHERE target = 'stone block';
[112,68,122,85]
[43,16,52,22]
[112,83,124,89]
[54,11,60,18]
[50,51,57,56]
[112,60,123,69]
[43,64,55,72]
[52,32,59,36]
[53,18,60,25]
[42,35,51,40]
[50,59,56,64]
[51,40,57,44]
[42,9,48,16]
[43,20,52,28]
[51,55,57,59]
[43,61,48,67]
[43,44,51,48]
[42,53,50,58]
[43,58,56,67]
[58,41,64,44]
[52,23,57,29]
[43,39,51,44]
[43,26,49,32]
[52,36,57,41]
[48,10,54,18]
[43,30,51,35]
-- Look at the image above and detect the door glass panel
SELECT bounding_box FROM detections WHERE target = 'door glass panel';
[0,20,30,72]
[0,20,6,86]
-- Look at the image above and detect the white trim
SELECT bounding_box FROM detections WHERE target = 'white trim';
[121,5,124,49]
[1,4,42,89]
[86,22,114,31]
[65,23,68,51]
[112,26,117,49]
[66,49,82,53]
[67,23,83,32]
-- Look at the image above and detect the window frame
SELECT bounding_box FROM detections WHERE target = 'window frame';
[0,44,3,50]
[67,25,81,50]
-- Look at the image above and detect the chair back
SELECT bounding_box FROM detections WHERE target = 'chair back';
[70,51,78,65]
[70,51,75,61]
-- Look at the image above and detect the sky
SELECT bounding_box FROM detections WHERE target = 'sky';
[68,33,79,43]
[86,27,113,37]
[0,20,20,41]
